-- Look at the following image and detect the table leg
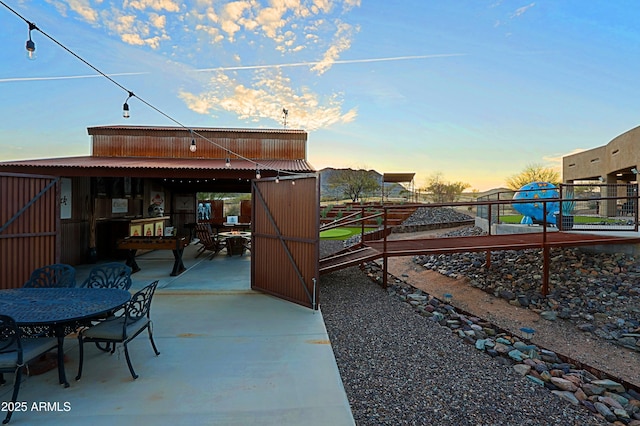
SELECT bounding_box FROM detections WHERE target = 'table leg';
[125,249,141,273]
[170,249,186,276]
[54,326,69,388]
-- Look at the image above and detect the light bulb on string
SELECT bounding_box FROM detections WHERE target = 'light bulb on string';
[225,156,231,168]
[26,22,37,60]
[122,91,134,118]
[189,130,197,152]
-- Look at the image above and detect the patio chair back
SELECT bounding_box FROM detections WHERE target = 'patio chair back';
[0,315,59,424]
[75,280,160,381]
[125,279,158,328]
[23,264,76,288]
[195,223,224,258]
[81,262,132,290]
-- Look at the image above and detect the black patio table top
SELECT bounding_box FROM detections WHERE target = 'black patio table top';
[0,287,131,387]
[0,288,131,325]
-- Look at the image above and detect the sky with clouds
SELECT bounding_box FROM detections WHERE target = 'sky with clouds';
[1,0,640,191]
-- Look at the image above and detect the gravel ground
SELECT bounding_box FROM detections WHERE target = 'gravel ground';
[319,265,610,426]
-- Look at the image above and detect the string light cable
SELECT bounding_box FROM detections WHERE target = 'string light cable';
[1,1,308,181]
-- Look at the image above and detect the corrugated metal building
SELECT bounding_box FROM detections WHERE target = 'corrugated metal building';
[0,126,320,308]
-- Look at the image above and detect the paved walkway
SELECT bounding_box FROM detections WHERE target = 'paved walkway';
[1,245,354,425]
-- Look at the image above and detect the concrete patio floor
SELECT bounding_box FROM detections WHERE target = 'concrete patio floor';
[0,244,354,425]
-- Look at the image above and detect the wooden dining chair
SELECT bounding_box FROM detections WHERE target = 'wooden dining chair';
[194,223,225,259]
[23,263,76,288]
[80,262,132,290]
[0,315,59,424]
[75,280,160,381]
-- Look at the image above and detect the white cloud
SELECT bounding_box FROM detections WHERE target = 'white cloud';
[219,1,253,41]
[511,2,535,19]
[42,1,365,127]
[124,0,180,13]
[311,21,357,74]
[195,24,224,43]
[99,10,170,48]
[311,0,332,14]
[149,13,166,30]
[179,70,357,130]
[342,0,360,11]
[66,0,99,22]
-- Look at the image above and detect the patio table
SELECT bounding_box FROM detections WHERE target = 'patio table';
[0,288,131,387]
[219,232,251,256]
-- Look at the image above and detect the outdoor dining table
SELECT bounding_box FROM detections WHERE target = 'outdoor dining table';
[0,287,131,387]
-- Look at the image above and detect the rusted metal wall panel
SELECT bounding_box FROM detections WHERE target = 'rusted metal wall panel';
[90,128,307,160]
[0,173,59,289]
[251,175,319,309]
[240,199,251,223]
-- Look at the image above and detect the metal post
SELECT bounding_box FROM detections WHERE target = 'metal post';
[542,200,549,296]
[383,207,388,288]
[485,201,492,266]
[361,206,365,248]
[542,245,550,296]
[542,200,547,244]
[312,278,317,312]
[633,182,640,232]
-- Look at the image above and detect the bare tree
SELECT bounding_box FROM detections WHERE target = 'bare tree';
[505,164,560,190]
[423,173,470,203]
[326,168,380,202]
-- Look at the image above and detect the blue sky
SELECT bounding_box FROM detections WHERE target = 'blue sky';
[1,1,639,191]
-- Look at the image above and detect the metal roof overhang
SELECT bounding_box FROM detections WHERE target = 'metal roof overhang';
[383,173,415,183]
[0,156,316,193]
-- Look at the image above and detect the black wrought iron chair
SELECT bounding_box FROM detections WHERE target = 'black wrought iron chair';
[195,223,225,259]
[23,263,76,288]
[79,262,133,352]
[80,262,132,290]
[0,315,59,424]
[75,280,160,381]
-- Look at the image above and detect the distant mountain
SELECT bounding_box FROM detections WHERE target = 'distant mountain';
[318,167,408,201]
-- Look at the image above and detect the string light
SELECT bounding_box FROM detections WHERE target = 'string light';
[255,165,261,180]
[26,22,36,60]
[225,156,231,168]
[122,91,134,118]
[275,170,280,183]
[189,129,197,152]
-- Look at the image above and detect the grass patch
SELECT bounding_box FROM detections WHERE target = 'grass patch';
[499,215,525,224]
[320,227,377,240]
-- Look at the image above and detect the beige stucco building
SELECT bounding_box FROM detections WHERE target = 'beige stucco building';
[563,126,639,217]
[563,126,640,184]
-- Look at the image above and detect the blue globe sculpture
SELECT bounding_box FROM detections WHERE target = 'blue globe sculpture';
[512,182,559,225]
